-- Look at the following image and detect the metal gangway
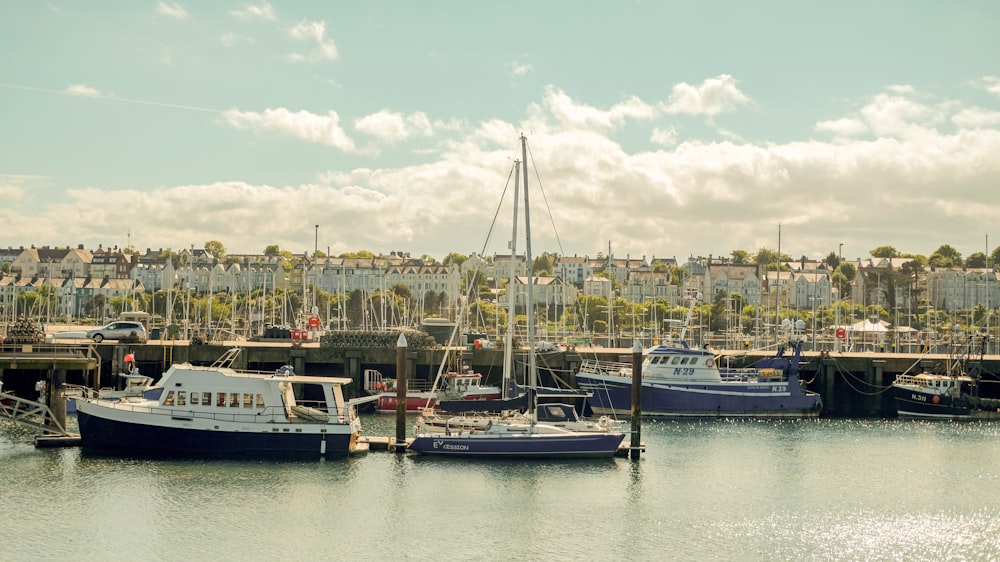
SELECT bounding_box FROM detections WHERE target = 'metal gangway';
[0,387,72,437]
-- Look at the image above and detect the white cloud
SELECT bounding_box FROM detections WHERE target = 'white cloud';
[953,107,1000,129]
[354,110,435,142]
[859,91,944,137]
[287,20,338,62]
[66,84,99,97]
[229,1,275,21]
[543,86,656,132]
[155,1,188,20]
[222,107,357,152]
[663,74,751,116]
[0,184,25,200]
[815,118,868,137]
[289,20,325,42]
[651,127,679,146]
[983,76,1000,97]
[220,33,254,47]
[13,79,1000,263]
[510,62,533,76]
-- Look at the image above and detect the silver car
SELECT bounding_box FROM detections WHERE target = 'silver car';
[86,321,147,343]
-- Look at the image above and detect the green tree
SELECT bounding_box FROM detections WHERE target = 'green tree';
[462,269,489,300]
[85,294,107,319]
[443,253,468,267]
[929,245,963,268]
[339,250,375,259]
[532,252,556,276]
[575,295,608,332]
[264,245,281,256]
[730,250,751,264]
[755,248,790,271]
[990,246,1000,269]
[824,251,840,269]
[965,252,988,268]
[205,240,226,260]
[870,245,900,258]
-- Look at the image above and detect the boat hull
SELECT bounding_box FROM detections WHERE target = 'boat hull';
[77,403,359,458]
[375,391,501,414]
[577,375,822,418]
[891,386,973,420]
[407,431,625,458]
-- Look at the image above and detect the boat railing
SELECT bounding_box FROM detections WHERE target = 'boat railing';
[93,402,353,424]
[579,359,633,378]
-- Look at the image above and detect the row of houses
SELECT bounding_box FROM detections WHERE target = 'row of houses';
[2,245,998,321]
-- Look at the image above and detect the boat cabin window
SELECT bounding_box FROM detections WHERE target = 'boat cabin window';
[200,392,211,406]
[243,393,254,408]
[216,393,227,407]
[176,391,186,406]
[256,394,265,408]
[672,357,682,365]
[229,393,240,407]
[650,357,662,364]
[190,392,200,406]
[163,391,175,406]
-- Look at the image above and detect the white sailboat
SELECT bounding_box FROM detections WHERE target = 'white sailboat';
[407,134,626,458]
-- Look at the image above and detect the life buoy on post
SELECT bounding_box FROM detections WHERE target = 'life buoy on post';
[706,358,714,367]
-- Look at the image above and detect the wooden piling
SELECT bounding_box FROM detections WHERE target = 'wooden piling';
[629,340,642,460]
[394,333,408,453]
[46,368,67,433]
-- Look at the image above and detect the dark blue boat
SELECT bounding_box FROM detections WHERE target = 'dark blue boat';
[76,352,365,458]
[576,340,822,418]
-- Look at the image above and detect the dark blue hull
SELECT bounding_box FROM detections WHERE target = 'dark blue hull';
[408,432,624,458]
[578,375,822,418]
[77,410,356,458]
[891,387,973,419]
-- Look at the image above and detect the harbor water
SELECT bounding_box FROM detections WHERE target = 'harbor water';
[3,415,1000,561]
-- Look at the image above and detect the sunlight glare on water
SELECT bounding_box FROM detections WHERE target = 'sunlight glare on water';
[3,416,1000,561]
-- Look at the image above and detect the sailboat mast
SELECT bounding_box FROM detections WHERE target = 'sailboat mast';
[503,160,521,399]
[522,134,537,390]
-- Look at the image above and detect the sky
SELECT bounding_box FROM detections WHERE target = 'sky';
[2,1,1000,265]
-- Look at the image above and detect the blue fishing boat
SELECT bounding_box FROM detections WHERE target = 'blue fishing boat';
[576,339,822,418]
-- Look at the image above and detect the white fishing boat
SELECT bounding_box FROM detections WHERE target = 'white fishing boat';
[76,348,365,458]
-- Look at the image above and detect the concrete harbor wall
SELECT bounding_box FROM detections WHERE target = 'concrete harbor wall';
[3,342,1000,418]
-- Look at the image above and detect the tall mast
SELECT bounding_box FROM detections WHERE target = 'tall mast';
[608,240,613,344]
[522,134,537,390]
[775,223,781,345]
[503,159,521,399]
